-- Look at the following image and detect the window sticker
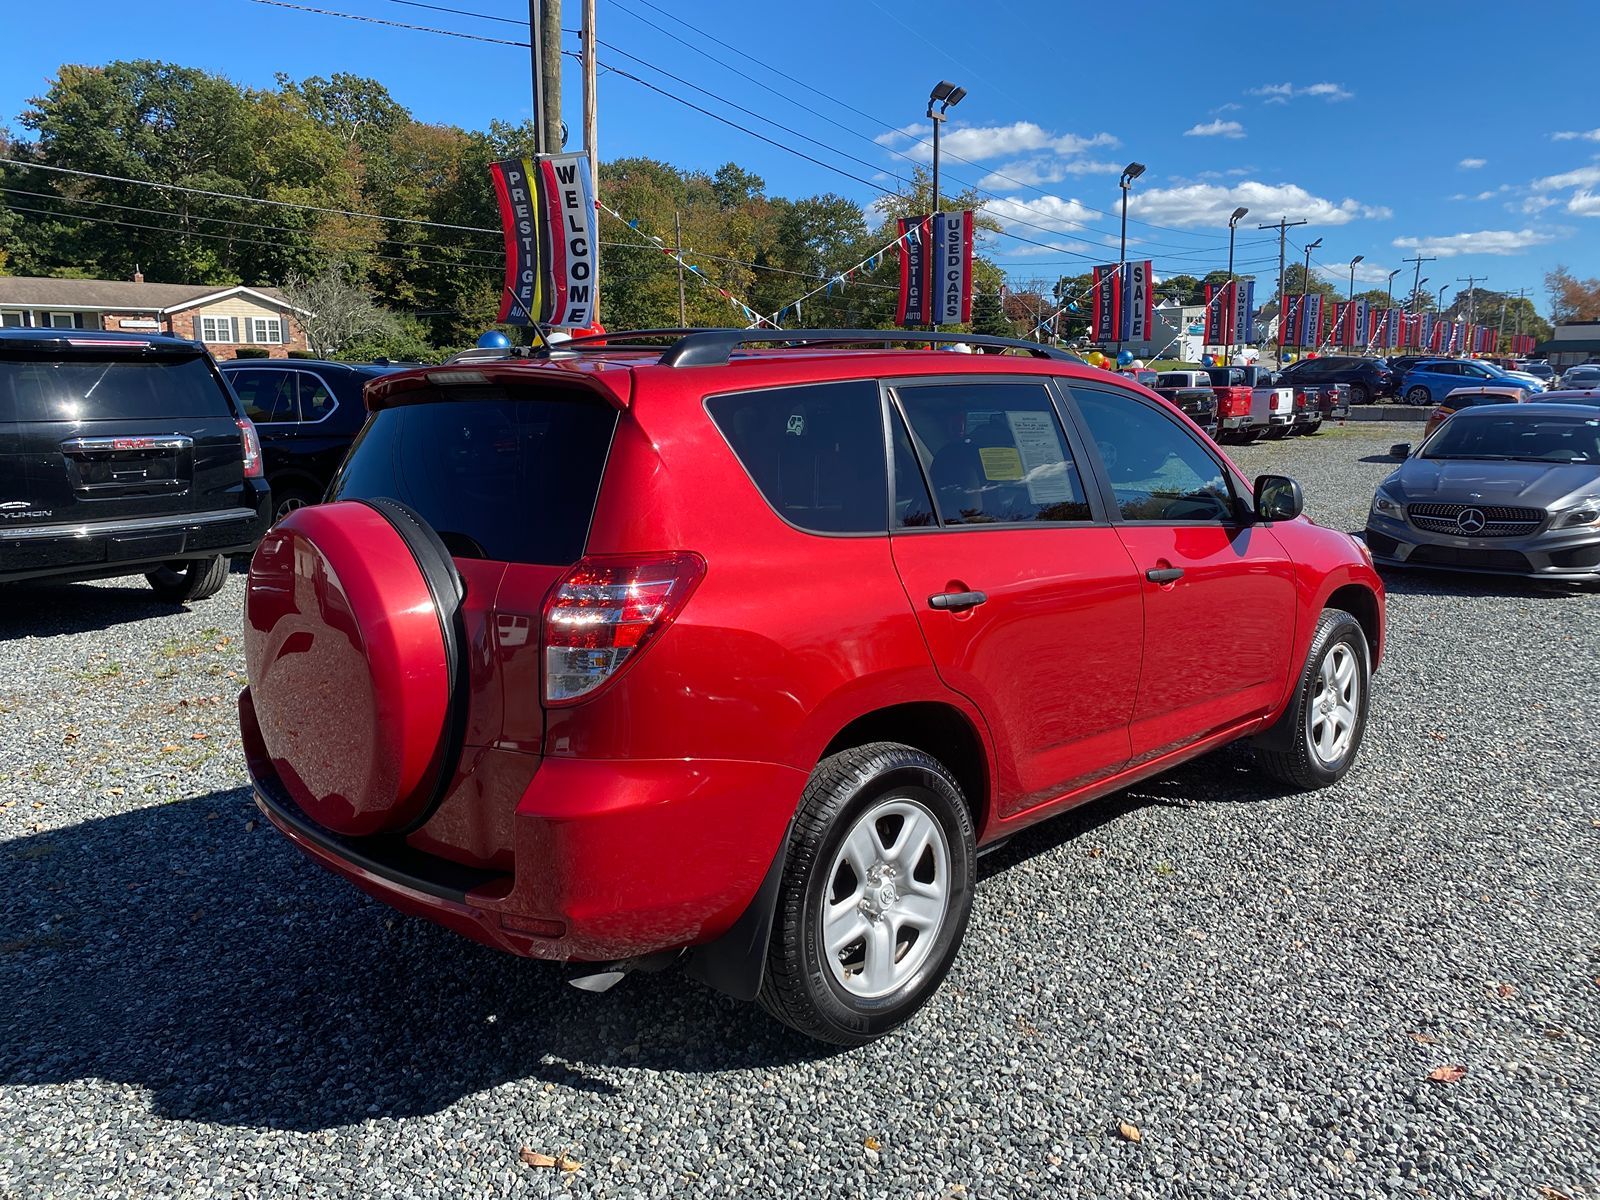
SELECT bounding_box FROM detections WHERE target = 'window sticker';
[977,446,1024,481]
[1004,410,1074,504]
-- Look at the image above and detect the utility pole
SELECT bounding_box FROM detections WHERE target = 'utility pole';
[1457,274,1485,355]
[674,210,687,327]
[1259,215,1307,365]
[1512,286,1527,346]
[1403,253,1435,312]
[581,0,596,187]
[530,0,563,154]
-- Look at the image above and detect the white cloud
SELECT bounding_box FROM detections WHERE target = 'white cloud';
[1248,81,1352,103]
[875,121,1117,164]
[1315,262,1396,286]
[1552,128,1600,142]
[1566,190,1600,217]
[1185,119,1245,139]
[1391,229,1563,258]
[1123,180,1389,228]
[1519,194,1557,214]
[977,158,1121,188]
[982,194,1101,235]
[1531,164,1600,192]
[1451,185,1511,201]
[1458,157,1487,169]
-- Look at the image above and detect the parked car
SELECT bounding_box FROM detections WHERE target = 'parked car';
[219,359,407,521]
[1289,381,1350,435]
[1217,365,1296,438]
[1118,367,1158,388]
[1515,359,1555,385]
[1538,388,1600,407]
[0,328,270,601]
[1421,384,1528,440]
[239,328,1385,1046]
[1150,370,1220,439]
[1558,364,1600,390]
[1366,403,1600,582]
[1399,359,1541,407]
[1276,355,1395,405]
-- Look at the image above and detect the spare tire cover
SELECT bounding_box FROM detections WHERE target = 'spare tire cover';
[244,501,453,837]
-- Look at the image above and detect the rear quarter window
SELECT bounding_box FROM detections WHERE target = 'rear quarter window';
[329,388,617,564]
[0,354,235,423]
[705,380,887,534]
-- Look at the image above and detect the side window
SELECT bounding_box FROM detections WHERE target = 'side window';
[230,370,299,423]
[895,380,1090,525]
[890,407,937,528]
[1071,387,1237,523]
[705,380,887,534]
[297,373,337,421]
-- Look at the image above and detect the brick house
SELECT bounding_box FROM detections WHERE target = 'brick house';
[0,273,311,358]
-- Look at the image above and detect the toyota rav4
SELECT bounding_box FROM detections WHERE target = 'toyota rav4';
[240,329,1385,1045]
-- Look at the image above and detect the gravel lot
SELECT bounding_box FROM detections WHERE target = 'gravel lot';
[2,422,1596,1200]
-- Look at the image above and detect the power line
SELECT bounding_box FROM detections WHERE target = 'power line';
[248,0,530,46]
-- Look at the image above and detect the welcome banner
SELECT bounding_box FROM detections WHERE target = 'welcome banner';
[489,155,599,327]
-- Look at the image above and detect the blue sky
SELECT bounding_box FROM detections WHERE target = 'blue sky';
[3,0,1597,315]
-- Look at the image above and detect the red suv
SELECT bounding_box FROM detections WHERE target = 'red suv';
[240,330,1384,1045]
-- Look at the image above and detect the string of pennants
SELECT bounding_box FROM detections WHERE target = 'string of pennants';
[1280,296,1525,355]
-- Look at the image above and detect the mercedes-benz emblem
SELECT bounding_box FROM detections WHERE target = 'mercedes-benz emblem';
[1456,507,1487,534]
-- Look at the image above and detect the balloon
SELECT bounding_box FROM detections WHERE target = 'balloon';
[1117,349,1134,366]
[1201,354,1215,366]
[476,330,511,349]
[1283,353,1296,364]
[1131,359,1146,369]
[1306,351,1318,360]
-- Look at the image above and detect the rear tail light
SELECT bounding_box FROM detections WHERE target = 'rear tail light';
[542,552,705,705]
[237,418,264,479]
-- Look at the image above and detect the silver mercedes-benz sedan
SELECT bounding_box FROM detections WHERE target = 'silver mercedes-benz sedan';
[1364,402,1600,583]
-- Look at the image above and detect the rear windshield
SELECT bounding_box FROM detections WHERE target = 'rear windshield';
[0,354,234,423]
[329,392,617,564]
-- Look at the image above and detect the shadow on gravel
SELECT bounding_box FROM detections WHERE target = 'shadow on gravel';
[0,751,1281,1130]
[0,579,196,637]
[0,789,825,1131]
[1357,454,1404,464]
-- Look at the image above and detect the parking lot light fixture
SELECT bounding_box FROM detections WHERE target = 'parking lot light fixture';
[1115,163,1145,359]
[1225,207,1249,363]
[1348,255,1364,302]
[926,81,964,333]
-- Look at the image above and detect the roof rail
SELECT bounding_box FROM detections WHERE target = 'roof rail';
[549,328,1084,368]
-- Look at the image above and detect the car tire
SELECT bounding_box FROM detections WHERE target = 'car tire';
[145,555,230,604]
[271,484,320,524]
[758,741,976,1046]
[1252,608,1370,791]
[1301,420,1323,435]
[1405,386,1431,406]
[1347,383,1370,405]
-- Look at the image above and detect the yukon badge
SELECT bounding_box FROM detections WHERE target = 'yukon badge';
[0,500,51,519]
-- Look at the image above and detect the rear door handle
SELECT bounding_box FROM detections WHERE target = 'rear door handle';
[1145,567,1185,584]
[928,590,987,611]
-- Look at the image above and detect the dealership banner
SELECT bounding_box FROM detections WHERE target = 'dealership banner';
[490,155,599,327]
[931,211,975,325]
[895,217,930,326]
[1092,265,1121,343]
[1330,302,1350,347]
[1233,279,1256,344]
[1287,293,1325,346]
[1203,281,1231,346]
[1417,312,1436,350]
[1121,260,1155,343]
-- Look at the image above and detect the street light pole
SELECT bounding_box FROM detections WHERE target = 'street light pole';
[1225,206,1248,365]
[1300,236,1321,352]
[1115,162,1145,362]
[925,80,966,333]
[1345,255,1363,349]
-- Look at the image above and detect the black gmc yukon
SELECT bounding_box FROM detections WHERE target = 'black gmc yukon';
[0,329,271,602]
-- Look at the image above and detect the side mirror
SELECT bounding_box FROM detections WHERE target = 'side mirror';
[1254,474,1304,523]
[1390,442,1412,459]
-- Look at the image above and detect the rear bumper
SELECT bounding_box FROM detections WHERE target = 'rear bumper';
[245,696,807,962]
[0,486,270,582]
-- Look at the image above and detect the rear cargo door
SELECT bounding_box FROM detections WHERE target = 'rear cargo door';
[0,346,245,530]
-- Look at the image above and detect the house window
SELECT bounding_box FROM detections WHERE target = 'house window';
[198,316,237,343]
[245,317,283,344]
[0,311,24,328]
[38,312,78,329]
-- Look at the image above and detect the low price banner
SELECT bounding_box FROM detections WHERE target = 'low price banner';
[1233,279,1256,344]
[489,155,599,327]
[895,217,930,325]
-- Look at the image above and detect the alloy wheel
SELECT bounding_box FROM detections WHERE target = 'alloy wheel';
[820,797,951,999]
[1307,643,1360,766]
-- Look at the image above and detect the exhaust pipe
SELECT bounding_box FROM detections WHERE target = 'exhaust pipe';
[567,949,682,994]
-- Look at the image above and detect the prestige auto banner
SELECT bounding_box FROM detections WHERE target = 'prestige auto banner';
[490,155,599,327]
